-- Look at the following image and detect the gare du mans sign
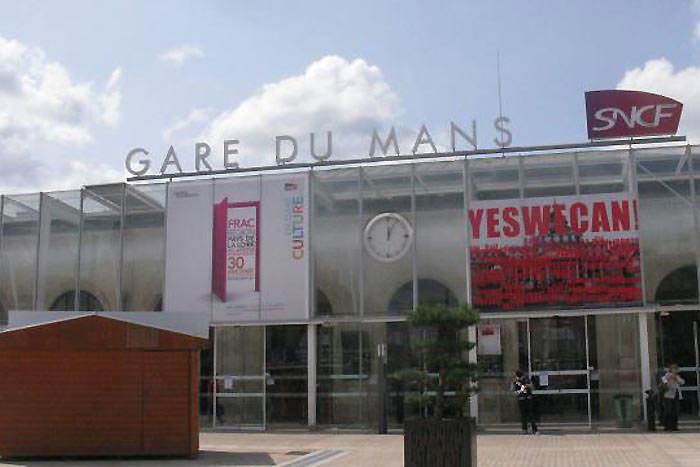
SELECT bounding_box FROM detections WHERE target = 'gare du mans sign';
[125,117,513,177]
[126,89,683,178]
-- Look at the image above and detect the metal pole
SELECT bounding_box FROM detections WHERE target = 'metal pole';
[32,193,44,311]
[117,183,126,311]
[694,321,700,417]
[359,168,365,317]
[75,190,84,311]
[377,342,387,434]
[213,327,218,428]
[584,315,592,428]
[307,324,317,427]
[411,164,418,309]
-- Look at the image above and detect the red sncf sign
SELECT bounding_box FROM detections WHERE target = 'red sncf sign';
[585,90,682,139]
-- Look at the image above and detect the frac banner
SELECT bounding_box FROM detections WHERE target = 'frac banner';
[469,193,642,310]
[585,90,682,140]
[164,174,309,322]
[212,201,260,301]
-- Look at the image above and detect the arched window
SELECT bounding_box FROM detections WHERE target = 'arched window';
[50,291,104,312]
[388,279,459,315]
[655,266,698,303]
[316,289,333,316]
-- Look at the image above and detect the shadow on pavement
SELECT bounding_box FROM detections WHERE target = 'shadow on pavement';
[0,451,279,466]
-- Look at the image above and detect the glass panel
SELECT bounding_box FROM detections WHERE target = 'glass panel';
[79,184,124,311]
[35,191,81,311]
[266,325,308,425]
[414,161,466,306]
[577,149,629,194]
[362,165,413,316]
[636,146,697,304]
[537,393,589,423]
[530,316,587,371]
[0,194,40,313]
[383,322,421,427]
[523,153,575,198]
[216,326,264,376]
[477,318,529,424]
[469,156,520,201]
[317,323,368,426]
[200,328,214,427]
[588,313,641,424]
[312,168,361,317]
[216,397,264,426]
[121,183,166,311]
[215,326,264,427]
[656,311,700,420]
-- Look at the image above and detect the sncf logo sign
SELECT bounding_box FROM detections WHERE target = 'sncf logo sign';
[585,90,682,139]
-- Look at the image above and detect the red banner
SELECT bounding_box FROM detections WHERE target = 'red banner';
[469,193,642,310]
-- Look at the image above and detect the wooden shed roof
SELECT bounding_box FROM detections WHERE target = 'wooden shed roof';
[0,314,208,350]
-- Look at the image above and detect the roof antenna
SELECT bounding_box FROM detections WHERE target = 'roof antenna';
[497,50,506,158]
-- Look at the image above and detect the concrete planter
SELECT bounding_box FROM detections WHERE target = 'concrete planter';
[404,418,477,467]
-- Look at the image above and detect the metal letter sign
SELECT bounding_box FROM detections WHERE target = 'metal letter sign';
[586,90,683,140]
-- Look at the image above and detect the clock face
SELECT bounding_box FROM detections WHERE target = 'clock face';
[363,213,413,262]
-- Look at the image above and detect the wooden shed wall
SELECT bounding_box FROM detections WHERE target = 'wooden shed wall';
[0,316,203,457]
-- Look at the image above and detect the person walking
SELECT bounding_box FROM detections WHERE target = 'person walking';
[512,370,538,434]
[661,364,685,431]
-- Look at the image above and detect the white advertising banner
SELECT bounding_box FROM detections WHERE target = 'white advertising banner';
[164,174,309,323]
[164,180,213,316]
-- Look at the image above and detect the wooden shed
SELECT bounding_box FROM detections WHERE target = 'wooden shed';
[0,314,207,458]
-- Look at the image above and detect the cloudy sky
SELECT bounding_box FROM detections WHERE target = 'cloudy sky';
[0,0,699,193]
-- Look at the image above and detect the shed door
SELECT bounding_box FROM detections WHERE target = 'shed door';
[143,351,191,454]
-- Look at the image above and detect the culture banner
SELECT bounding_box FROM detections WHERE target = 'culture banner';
[468,192,642,310]
[165,174,309,322]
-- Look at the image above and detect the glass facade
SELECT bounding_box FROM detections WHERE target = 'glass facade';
[2,143,700,429]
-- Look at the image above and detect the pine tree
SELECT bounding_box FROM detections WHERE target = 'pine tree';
[394,303,479,419]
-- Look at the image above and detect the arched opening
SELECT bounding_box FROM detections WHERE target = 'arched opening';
[388,279,459,315]
[655,266,698,303]
[50,291,104,312]
[316,289,333,316]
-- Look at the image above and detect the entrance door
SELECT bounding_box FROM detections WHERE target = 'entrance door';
[213,326,265,430]
[658,311,700,419]
[529,316,591,425]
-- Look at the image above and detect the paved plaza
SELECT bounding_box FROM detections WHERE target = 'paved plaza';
[2,431,700,466]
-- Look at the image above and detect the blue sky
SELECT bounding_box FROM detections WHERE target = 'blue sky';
[0,0,699,192]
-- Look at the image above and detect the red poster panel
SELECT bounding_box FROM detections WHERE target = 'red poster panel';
[212,198,228,302]
[469,193,642,311]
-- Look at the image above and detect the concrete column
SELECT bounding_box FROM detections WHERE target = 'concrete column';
[307,323,317,427]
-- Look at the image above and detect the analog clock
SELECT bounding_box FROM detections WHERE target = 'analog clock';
[363,213,414,262]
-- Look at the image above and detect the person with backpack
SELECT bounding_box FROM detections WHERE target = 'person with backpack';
[512,369,538,434]
[661,363,685,431]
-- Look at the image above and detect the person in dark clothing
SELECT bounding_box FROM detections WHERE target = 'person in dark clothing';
[512,370,538,434]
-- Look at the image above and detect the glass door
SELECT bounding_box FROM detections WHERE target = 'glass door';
[529,316,591,425]
[214,326,266,430]
[657,310,700,419]
[265,325,308,426]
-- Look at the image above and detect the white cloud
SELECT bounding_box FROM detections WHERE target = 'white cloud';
[162,107,214,142]
[159,45,203,66]
[617,58,700,141]
[692,0,700,43]
[0,34,124,193]
[195,55,402,167]
[100,67,122,126]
